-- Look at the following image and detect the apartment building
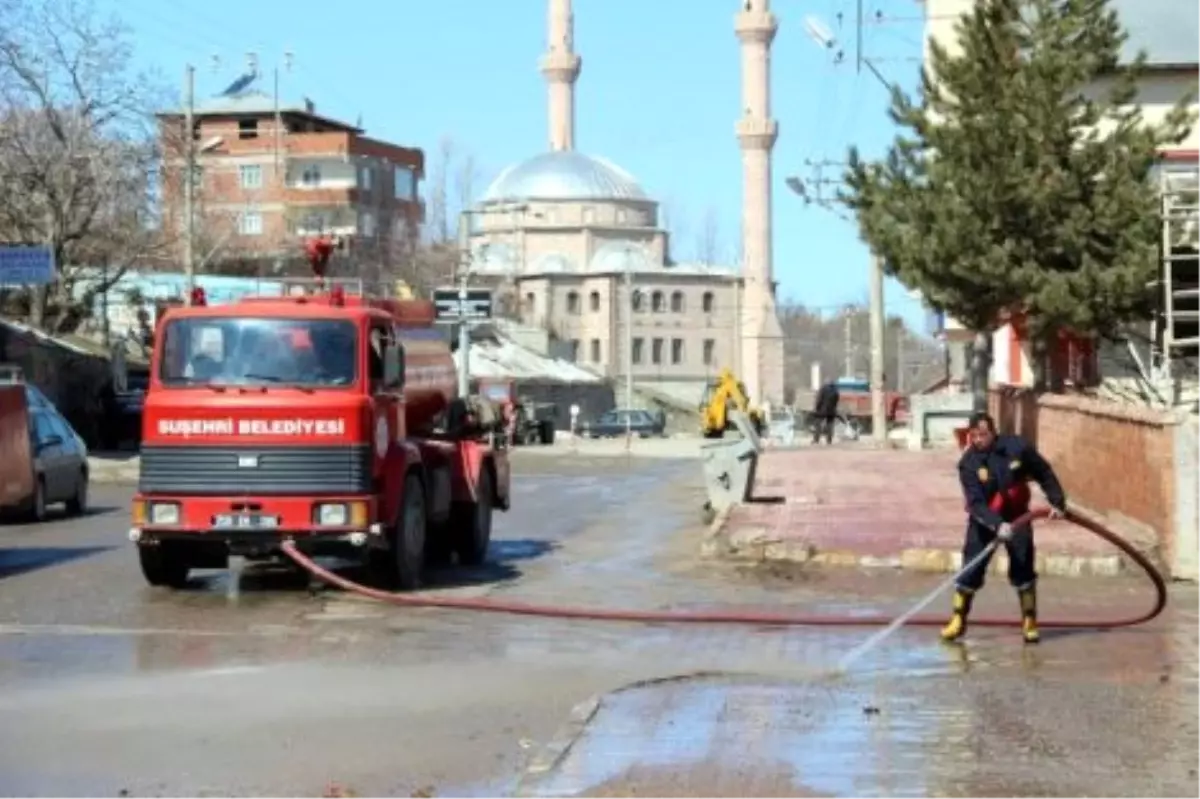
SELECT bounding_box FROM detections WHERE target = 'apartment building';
[156,72,424,271]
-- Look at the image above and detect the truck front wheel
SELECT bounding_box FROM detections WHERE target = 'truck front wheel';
[452,467,493,566]
[371,474,427,590]
[139,544,191,588]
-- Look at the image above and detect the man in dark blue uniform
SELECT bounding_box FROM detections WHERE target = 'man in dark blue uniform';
[941,412,1067,644]
[811,381,840,445]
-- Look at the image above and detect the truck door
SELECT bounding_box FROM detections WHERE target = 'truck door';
[368,319,401,460]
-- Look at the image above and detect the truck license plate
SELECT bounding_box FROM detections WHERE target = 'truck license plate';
[213,513,280,530]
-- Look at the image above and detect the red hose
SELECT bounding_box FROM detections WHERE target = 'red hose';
[280,507,1167,630]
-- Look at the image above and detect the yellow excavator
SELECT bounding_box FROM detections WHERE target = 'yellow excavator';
[699,368,767,438]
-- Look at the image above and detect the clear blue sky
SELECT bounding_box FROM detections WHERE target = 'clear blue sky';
[102,0,933,331]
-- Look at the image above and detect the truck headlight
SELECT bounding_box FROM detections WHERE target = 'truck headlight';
[315,503,348,526]
[149,503,180,526]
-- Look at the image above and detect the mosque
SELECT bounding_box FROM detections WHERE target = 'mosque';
[463,0,785,406]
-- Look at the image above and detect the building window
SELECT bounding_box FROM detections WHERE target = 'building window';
[360,211,376,237]
[566,291,581,315]
[590,339,601,362]
[703,339,716,366]
[651,291,665,313]
[298,212,327,235]
[702,291,715,313]
[394,166,414,200]
[360,165,373,191]
[651,338,664,365]
[302,165,321,187]
[632,290,645,312]
[589,291,601,312]
[239,210,263,236]
[239,164,262,190]
[632,337,644,365]
[616,208,627,224]
[567,339,580,362]
[582,206,595,224]
[670,291,684,313]
[238,119,258,140]
[671,338,684,365]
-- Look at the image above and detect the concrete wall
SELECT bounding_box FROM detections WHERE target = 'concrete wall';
[908,392,974,449]
[991,389,1197,579]
[0,324,113,447]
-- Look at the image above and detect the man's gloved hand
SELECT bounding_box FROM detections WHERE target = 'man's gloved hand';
[1047,505,1066,520]
[996,522,1014,542]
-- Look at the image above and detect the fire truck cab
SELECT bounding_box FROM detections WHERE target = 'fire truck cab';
[130,278,510,591]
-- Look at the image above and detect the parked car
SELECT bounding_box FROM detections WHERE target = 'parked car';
[0,381,90,521]
[581,408,666,439]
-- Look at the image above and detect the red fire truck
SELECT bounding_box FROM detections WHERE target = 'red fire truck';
[129,240,510,590]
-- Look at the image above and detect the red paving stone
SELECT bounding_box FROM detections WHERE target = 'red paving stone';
[728,447,1114,559]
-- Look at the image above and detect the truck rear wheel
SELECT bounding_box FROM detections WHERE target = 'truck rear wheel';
[538,421,555,445]
[371,474,427,590]
[452,467,493,566]
[139,544,191,588]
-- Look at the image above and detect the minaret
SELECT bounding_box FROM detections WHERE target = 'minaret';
[735,0,785,405]
[539,0,581,152]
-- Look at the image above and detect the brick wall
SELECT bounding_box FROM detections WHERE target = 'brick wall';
[991,389,1187,573]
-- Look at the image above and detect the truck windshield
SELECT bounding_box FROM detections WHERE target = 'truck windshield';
[158,317,358,387]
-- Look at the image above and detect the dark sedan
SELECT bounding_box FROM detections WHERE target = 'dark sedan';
[581,408,666,439]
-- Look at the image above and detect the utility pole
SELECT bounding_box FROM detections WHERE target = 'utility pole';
[623,247,635,447]
[869,252,887,442]
[843,312,853,377]
[897,326,905,394]
[456,211,471,397]
[183,64,196,296]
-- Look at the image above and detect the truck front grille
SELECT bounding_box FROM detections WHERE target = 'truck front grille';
[138,445,373,495]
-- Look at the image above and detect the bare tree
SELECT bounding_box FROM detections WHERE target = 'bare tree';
[424,136,454,244]
[0,0,168,332]
[659,198,686,262]
[695,205,721,265]
[452,151,480,229]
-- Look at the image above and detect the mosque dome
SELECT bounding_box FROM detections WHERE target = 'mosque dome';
[481,151,649,203]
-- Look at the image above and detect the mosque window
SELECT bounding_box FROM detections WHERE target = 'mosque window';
[566,291,581,315]
[590,339,601,362]
[632,338,644,364]
[651,338,664,365]
[651,291,665,313]
[670,291,685,313]
[702,292,715,313]
[524,292,536,314]
[703,339,716,366]
[589,291,601,312]
[671,339,684,365]
[632,290,645,312]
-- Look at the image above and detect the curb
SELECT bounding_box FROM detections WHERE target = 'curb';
[515,694,602,797]
[702,520,1129,579]
[88,466,139,485]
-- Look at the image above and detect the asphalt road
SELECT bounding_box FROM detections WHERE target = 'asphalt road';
[0,452,1196,797]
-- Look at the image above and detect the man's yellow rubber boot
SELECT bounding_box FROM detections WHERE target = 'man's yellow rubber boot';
[940,588,974,642]
[1018,586,1039,644]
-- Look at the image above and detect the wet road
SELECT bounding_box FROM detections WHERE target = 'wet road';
[0,453,1196,797]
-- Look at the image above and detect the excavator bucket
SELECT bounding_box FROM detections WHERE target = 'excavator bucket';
[700,410,764,519]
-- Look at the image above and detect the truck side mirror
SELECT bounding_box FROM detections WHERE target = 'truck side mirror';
[384,344,405,389]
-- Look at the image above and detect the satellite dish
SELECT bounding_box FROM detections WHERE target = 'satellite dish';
[804,15,836,49]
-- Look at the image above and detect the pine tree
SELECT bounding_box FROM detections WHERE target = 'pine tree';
[841,0,1195,396]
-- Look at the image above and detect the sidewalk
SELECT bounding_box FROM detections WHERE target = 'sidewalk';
[87,453,140,484]
[707,447,1148,578]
